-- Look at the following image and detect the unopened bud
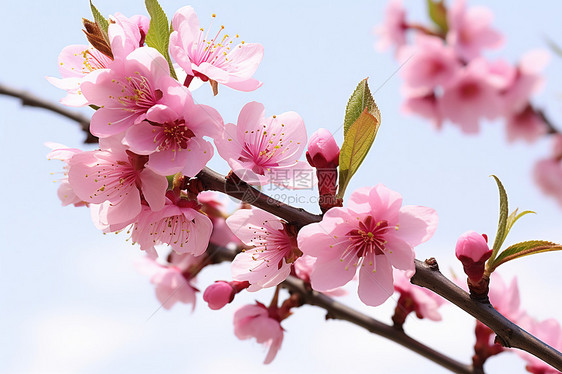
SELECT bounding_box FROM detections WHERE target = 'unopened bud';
[203,281,235,310]
[306,128,340,169]
[455,231,493,282]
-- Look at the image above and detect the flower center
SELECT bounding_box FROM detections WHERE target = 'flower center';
[81,48,112,73]
[112,72,160,112]
[150,119,196,153]
[192,14,244,68]
[346,216,391,258]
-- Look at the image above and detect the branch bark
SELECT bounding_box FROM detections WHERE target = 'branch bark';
[411,258,562,371]
[0,83,97,144]
[210,244,474,374]
[4,82,561,372]
[197,166,562,372]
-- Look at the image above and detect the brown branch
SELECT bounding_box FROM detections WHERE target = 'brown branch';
[196,167,322,229]
[198,166,562,372]
[411,258,562,371]
[6,83,561,372]
[0,83,97,144]
[209,244,473,374]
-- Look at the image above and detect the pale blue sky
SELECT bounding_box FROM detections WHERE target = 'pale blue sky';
[1,1,562,373]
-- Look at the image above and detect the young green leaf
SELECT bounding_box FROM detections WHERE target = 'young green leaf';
[145,0,178,80]
[489,240,562,271]
[337,108,381,199]
[500,209,535,245]
[427,0,448,33]
[90,1,109,36]
[489,175,508,263]
[343,78,381,135]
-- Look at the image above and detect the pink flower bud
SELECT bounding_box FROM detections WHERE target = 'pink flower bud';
[455,231,493,282]
[203,281,235,310]
[306,128,340,169]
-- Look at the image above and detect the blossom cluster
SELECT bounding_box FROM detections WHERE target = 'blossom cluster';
[45,2,559,370]
[45,2,445,363]
[376,0,550,140]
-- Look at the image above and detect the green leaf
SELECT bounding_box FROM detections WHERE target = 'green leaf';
[90,1,109,36]
[337,109,381,199]
[145,0,178,80]
[501,209,535,245]
[427,0,448,33]
[343,78,381,135]
[489,175,508,263]
[489,240,562,270]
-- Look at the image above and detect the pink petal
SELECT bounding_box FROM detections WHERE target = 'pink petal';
[385,236,415,271]
[357,254,394,306]
[139,168,167,211]
[105,187,142,224]
[226,208,283,247]
[90,107,137,137]
[178,210,212,256]
[397,205,439,246]
[180,137,214,177]
[226,43,264,77]
[236,101,266,139]
[185,104,224,139]
[367,184,403,223]
[125,121,162,155]
[310,256,356,291]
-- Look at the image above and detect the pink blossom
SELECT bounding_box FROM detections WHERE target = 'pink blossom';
[393,269,444,321]
[502,50,550,115]
[298,184,438,306]
[131,197,212,257]
[198,191,242,248]
[440,59,502,133]
[226,208,301,291]
[446,0,503,61]
[505,105,548,143]
[306,128,340,169]
[123,84,221,176]
[47,14,148,107]
[294,255,347,297]
[215,101,311,187]
[46,142,86,207]
[517,317,562,374]
[534,159,562,206]
[375,0,407,53]
[170,6,263,91]
[47,45,113,106]
[81,46,182,138]
[399,35,461,95]
[402,93,443,129]
[488,273,524,323]
[233,303,284,364]
[455,230,492,282]
[135,255,197,310]
[108,13,149,59]
[68,142,167,226]
[534,135,562,206]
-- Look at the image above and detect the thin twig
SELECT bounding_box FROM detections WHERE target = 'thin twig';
[4,82,562,372]
[411,258,562,371]
[0,83,97,143]
[197,166,562,372]
[211,245,473,374]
